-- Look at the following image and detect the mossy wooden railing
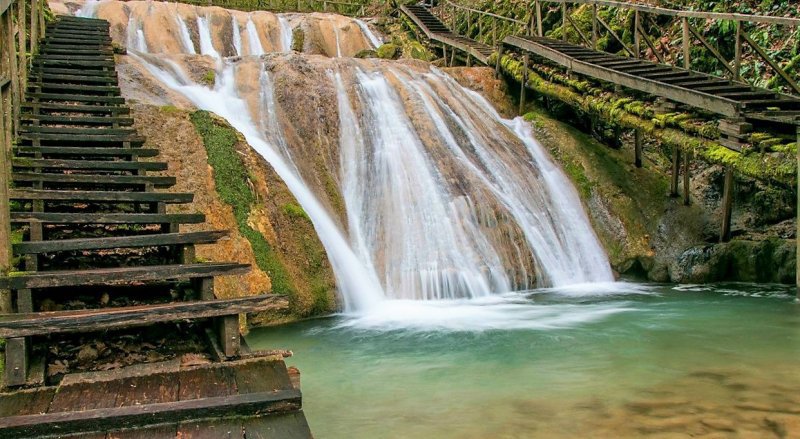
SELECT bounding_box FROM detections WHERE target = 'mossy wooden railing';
[165,0,368,16]
[431,0,800,96]
[0,0,46,312]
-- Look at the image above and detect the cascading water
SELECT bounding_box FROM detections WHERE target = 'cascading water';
[85,1,617,326]
[278,15,293,52]
[245,17,265,56]
[176,12,197,54]
[231,15,243,56]
[355,19,382,49]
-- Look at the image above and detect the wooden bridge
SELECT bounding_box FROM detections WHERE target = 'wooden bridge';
[0,7,312,437]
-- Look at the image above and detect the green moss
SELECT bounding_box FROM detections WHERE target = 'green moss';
[376,43,400,60]
[189,110,295,299]
[201,70,215,87]
[354,49,377,58]
[291,27,304,52]
[160,105,180,114]
[282,203,310,221]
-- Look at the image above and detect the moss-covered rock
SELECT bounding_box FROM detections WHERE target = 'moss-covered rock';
[354,49,377,58]
[291,27,305,52]
[376,43,400,59]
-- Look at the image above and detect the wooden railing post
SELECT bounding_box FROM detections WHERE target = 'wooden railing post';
[682,17,690,68]
[633,10,640,58]
[591,3,598,49]
[733,20,742,81]
[720,166,734,242]
[796,122,799,298]
[0,4,13,314]
[561,3,567,42]
[519,53,528,115]
[6,2,19,138]
[535,0,542,37]
[17,0,25,94]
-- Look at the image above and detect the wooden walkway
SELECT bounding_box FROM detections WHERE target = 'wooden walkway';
[0,15,311,437]
[400,4,493,65]
[503,35,800,120]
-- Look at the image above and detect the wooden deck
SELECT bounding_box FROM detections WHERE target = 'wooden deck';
[400,4,493,64]
[0,356,311,438]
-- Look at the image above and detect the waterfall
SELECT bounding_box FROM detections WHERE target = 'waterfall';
[246,17,265,55]
[196,15,220,58]
[277,15,293,52]
[355,19,382,49]
[102,0,614,317]
[231,15,243,56]
[126,15,148,52]
[176,14,197,54]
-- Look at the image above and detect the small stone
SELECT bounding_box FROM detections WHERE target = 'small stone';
[77,345,99,364]
[100,293,110,306]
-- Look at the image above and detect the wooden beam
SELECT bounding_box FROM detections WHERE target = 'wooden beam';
[591,4,598,49]
[636,20,665,64]
[519,53,528,115]
[536,0,543,37]
[634,10,640,58]
[687,23,737,77]
[13,230,228,254]
[720,166,734,242]
[796,122,799,299]
[0,295,287,338]
[740,29,800,95]
[683,150,691,205]
[0,389,302,438]
[634,129,643,168]
[670,147,681,196]
[562,3,567,42]
[682,17,690,69]
[565,13,592,48]
[596,15,633,57]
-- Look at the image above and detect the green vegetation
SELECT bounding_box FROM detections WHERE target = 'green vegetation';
[376,43,400,59]
[201,70,216,86]
[291,27,305,52]
[282,203,310,221]
[189,111,296,299]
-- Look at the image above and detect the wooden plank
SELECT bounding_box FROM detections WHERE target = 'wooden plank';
[177,419,243,439]
[11,172,175,188]
[10,212,204,225]
[0,295,283,338]
[12,159,167,171]
[107,424,178,439]
[243,412,313,439]
[0,262,250,290]
[28,73,118,84]
[0,387,55,417]
[234,360,293,394]
[115,373,180,408]
[20,115,133,125]
[20,102,128,114]
[0,389,302,438]
[49,380,123,412]
[19,133,145,143]
[178,366,237,400]
[14,231,228,254]
[9,189,193,203]
[20,126,134,135]
[720,166,734,241]
[14,146,159,158]
[3,338,28,387]
[24,93,124,104]
[687,23,736,77]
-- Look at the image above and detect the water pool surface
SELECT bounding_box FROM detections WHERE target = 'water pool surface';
[247,284,799,438]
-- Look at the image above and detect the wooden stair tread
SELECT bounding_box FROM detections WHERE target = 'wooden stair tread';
[19,133,145,143]
[25,93,125,104]
[9,189,193,203]
[20,126,135,135]
[14,146,159,158]
[20,102,129,114]
[27,83,121,93]
[20,115,134,125]
[29,68,117,78]
[32,58,114,67]
[0,263,250,290]
[29,73,118,84]
[12,159,166,171]
[12,172,175,187]
[0,295,283,338]
[10,212,204,224]
[13,230,228,254]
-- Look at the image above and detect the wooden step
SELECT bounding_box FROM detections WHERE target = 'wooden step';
[35,54,113,62]
[20,126,136,135]
[39,47,113,55]
[18,133,145,144]
[11,173,176,188]
[13,146,159,158]
[9,189,193,204]
[13,230,228,254]
[0,295,281,338]
[20,115,133,126]
[0,263,250,289]
[29,67,117,77]
[32,58,115,68]
[717,91,778,100]
[25,93,125,104]
[28,73,118,84]
[27,83,121,94]
[20,102,129,114]
[10,212,204,225]
[0,388,300,439]
[12,159,166,171]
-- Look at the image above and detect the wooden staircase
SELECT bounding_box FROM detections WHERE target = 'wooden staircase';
[0,15,311,437]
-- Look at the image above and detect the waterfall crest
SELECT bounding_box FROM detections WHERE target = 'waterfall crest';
[86,1,614,313]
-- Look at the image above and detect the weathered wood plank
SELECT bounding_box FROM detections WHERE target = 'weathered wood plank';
[234,360,293,394]
[177,419,243,439]
[0,262,250,290]
[14,231,227,254]
[9,189,193,203]
[0,295,283,338]
[14,146,159,158]
[10,212,204,225]
[49,381,123,412]
[20,115,133,125]
[11,173,175,188]
[0,387,55,417]
[242,412,313,439]
[20,102,128,114]
[0,389,302,438]
[12,159,166,171]
[178,366,237,400]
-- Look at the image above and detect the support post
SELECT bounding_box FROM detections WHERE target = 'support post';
[519,54,528,115]
[6,5,19,137]
[734,20,742,81]
[18,0,26,94]
[561,3,567,42]
[683,151,691,205]
[535,0,543,37]
[634,10,641,58]
[670,147,681,197]
[682,17,690,69]
[634,129,643,168]
[796,123,799,298]
[720,167,734,242]
[591,4,598,49]
[0,4,12,315]
[495,45,503,77]
[443,45,448,67]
